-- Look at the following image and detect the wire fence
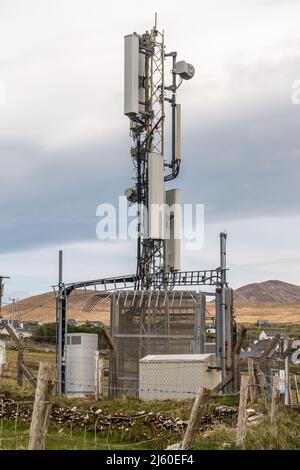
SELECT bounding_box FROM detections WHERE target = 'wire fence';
[0,392,240,450]
[1,349,300,397]
[2,369,299,451]
[1,323,300,450]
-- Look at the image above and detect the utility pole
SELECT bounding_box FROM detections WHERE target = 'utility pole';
[9,297,20,335]
[0,276,10,318]
[220,232,227,381]
[57,250,67,395]
[9,297,18,311]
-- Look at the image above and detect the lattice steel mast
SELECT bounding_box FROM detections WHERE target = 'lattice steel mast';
[124,16,195,289]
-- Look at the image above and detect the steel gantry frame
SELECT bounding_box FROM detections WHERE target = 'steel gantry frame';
[55,257,228,395]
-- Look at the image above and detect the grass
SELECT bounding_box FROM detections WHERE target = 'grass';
[195,405,300,450]
[241,323,300,344]
[0,421,175,450]
[5,349,55,373]
[0,387,240,451]
[1,349,56,398]
[0,393,189,450]
[6,349,55,367]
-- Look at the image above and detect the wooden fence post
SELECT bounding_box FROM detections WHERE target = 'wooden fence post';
[288,374,293,405]
[233,327,247,392]
[247,358,257,403]
[102,327,117,398]
[94,351,104,401]
[236,374,249,448]
[233,355,240,393]
[255,365,268,408]
[28,362,56,450]
[294,375,300,404]
[17,348,24,386]
[5,323,24,386]
[270,375,280,427]
[181,387,211,450]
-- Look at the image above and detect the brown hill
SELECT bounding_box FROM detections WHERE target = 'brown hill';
[0,290,111,325]
[230,280,300,324]
[232,303,300,324]
[234,280,300,305]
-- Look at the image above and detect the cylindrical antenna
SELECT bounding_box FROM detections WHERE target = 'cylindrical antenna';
[59,250,63,284]
[220,232,227,283]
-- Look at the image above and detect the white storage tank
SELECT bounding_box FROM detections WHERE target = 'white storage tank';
[139,354,221,401]
[66,333,98,397]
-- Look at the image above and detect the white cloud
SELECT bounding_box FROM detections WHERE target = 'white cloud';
[1,0,300,144]
[0,238,136,301]
[1,1,300,295]
[1,214,300,302]
[183,215,300,288]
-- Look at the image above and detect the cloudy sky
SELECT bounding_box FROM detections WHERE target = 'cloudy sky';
[1,0,300,302]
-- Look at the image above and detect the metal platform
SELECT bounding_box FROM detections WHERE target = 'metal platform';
[53,269,222,295]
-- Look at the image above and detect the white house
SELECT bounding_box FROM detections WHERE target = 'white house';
[259,330,279,341]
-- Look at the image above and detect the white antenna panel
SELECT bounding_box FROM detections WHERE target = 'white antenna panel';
[165,189,181,271]
[148,153,165,240]
[138,52,145,113]
[124,34,139,117]
[176,104,181,160]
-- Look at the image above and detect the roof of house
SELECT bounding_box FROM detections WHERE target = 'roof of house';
[260,330,280,337]
[252,339,270,352]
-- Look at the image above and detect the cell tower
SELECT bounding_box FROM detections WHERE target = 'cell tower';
[124,16,195,289]
[55,18,234,395]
